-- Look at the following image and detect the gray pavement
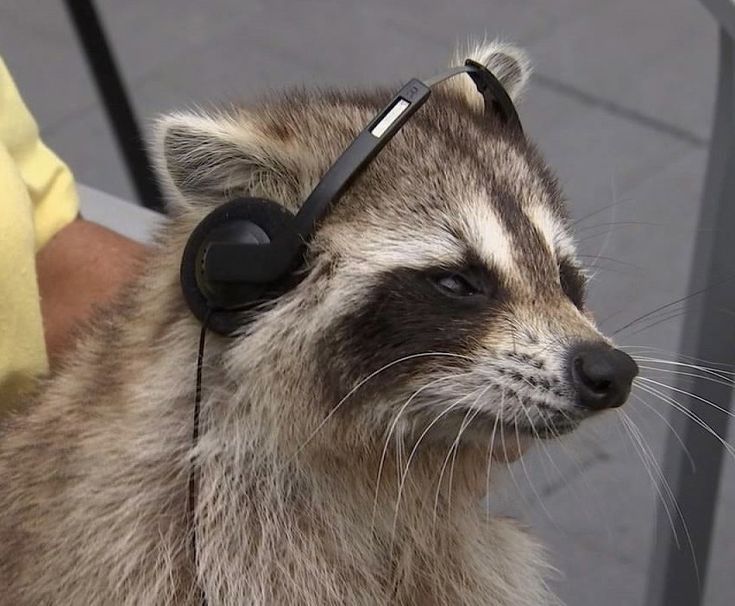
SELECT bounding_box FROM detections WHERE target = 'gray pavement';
[1,1,732,604]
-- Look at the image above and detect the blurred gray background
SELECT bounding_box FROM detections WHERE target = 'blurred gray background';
[1,1,733,604]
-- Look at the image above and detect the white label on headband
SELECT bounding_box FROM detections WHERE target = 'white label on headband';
[371,99,410,138]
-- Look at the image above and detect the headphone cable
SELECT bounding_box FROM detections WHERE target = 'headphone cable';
[188,311,210,605]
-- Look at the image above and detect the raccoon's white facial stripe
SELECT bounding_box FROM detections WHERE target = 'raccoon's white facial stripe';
[462,200,515,274]
[526,205,575,260]
[325,225,464,272]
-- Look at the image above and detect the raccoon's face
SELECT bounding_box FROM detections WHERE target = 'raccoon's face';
[157,42,637,452]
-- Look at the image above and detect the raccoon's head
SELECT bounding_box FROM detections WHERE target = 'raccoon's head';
[155,41,637,455]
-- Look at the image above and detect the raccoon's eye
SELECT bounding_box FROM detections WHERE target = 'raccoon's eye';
[432,272,483,298]
[559,259,586,309]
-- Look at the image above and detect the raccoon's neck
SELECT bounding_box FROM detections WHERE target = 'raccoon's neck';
[194,420,500,604]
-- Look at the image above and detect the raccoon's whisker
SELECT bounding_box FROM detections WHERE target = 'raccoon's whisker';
[431,386,490,533]
[634,383,735,462]
[637,376,735,421]
[516,404,558,524]
[535,413,567,478]
[585,181,619,283]
[637,365,735,389]
[576,217,719,236]
[292,352,473,461]
[445,390,489,517]
[397,389,477,501]
[574,224,649,247]
[620,346,735,371]
[631,353,735,380]
[582,264,636,280]
[616,410,681,550]
[620,308,690,339]
[575,227,632,248]
[575,220,661,233]
[510,376,544,432]
[576,254,642,270]
[513,411,556,525]
[372,373,468,534]
[497,400,532,514]
[484,401,503,525]
[539,416,616,542]
[619,409,700,586]
[571,195,637,228]
[622,408,678,506]
[611,275,735,337]
[596,305,632,330]
[392,386,480,536]
[629,392,695,471]
[526,419,555,489]
[394,426,405,493]
[631,356,735,380]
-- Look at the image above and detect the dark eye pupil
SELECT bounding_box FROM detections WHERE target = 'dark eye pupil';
[435,273,479,297]
[559,261,586,309]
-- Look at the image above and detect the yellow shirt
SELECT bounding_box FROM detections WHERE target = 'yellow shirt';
[0,57,79,411]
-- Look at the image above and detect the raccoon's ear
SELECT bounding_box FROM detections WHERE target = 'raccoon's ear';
[447,39,532,112]
[153,110,298,211]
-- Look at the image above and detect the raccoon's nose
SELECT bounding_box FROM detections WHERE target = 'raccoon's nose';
[567,343,638,410]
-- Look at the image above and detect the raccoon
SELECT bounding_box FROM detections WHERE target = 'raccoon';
[0,40,637,605]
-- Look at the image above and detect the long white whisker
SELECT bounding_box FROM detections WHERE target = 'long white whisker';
[390,385,481,541]
[432,385,491,531]
[293,352,473,459]
[446,389,490,515]
[621,347,735,372]
[372,373,469,533]
[632,356,735,380]
[498,399,532,514]
[543,416,615,542]
[623,408,682,512]
[635,382,735,461]
[484,396,503,524]
[630,391,695,471]
[637,365,735,389]
[586,174,618,283]
[638,376,735,420]
[617,410,680,549]
[619,409,700,586]
[516,404,557,525]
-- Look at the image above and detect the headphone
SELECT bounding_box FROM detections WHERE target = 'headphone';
[180,59,523,336]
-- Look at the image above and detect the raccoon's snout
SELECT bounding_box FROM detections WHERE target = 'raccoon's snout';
[567,343,638,410]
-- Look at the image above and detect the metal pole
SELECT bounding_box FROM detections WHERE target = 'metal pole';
[63,0,164,213]
[645,26,735,606]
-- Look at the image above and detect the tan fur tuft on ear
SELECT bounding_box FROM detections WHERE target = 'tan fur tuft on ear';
[447,38,532,112]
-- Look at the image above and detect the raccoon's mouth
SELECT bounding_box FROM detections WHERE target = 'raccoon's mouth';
[490,396,589,439]
[513,411,582,438]
[438,402,585,444]
[516,402,587,438]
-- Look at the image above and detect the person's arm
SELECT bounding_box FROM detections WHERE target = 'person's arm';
[36,218,147,364]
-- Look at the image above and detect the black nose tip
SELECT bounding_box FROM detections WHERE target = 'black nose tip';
[568,343,638,410]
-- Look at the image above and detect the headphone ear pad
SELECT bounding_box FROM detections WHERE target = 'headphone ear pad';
[180,197,295,336]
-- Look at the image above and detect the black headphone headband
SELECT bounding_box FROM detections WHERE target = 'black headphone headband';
[181,59,523,334]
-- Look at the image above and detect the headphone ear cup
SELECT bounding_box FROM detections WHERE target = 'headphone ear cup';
[180,197,296,335]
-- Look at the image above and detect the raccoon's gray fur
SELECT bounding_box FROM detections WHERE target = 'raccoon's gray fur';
[0,40,611,605]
